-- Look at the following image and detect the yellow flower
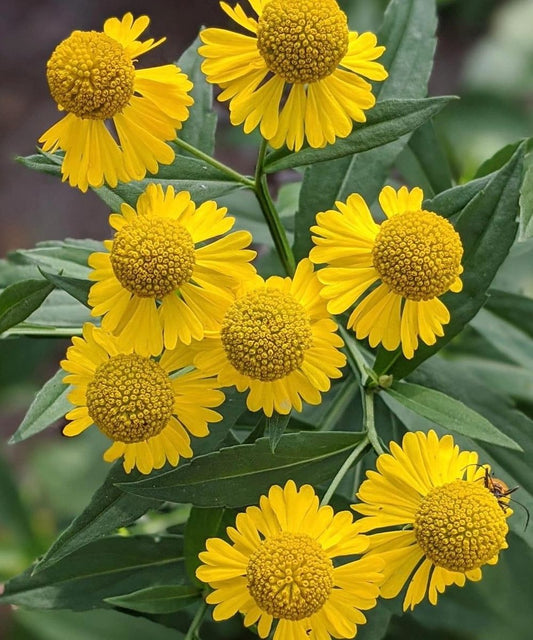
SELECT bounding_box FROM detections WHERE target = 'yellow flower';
[88,184,257,357]
[193,259,346,417]
[199,0,387,151]
[352,430,511,611]
[39,13,194,192]
[197,480,384,640]
[310,186,464,359]
[60,323,225,474]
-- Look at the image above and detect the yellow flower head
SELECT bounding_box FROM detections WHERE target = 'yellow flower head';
[352,430,511,611]
[60,323,225,474]
[39,13,194,192]
[196,480,384,639]
[199,0,388,151]
[310,186,464,359]
[193,259,346,416]
[88,184,257,357]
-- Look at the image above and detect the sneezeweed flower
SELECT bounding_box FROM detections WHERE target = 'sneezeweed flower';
[352,430,511,611]
[193,259,346,417]
[196,480,384,639]
[88,183,257,357]
[39,13,194,192]
[60,323,225,474]
[199,0,388,151]
[310,186,464,359]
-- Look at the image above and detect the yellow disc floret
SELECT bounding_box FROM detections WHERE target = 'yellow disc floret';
[413,480,508,572]
[372,210,463,301]
[46,30,135,119]
[247,532,333,620]
[110,217,196,298]
[257,0,349,83]
[86,353,174,443]
[221,289,313,381]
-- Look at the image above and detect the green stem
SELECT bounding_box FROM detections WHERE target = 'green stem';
[364,390,386,455]
[339,325,369,382]
[174,138,255,188]
[184,597,208,640]
[254,139,296,276]
[320,436,370,506]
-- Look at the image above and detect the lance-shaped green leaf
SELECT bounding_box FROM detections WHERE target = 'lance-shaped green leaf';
[384,381,521,450]
[0,278,55,334]
[10,368,72,444]
[293,0,438,259]
[33,464,162,573]
[177,36,217,155]
[184,507,236,587]
[105,585,200,614]
[396,121,453,197]
[117,432,366,507]
[95,155,246,210]
[265,97,452,173]
[13,238,99,279]
[0,535,187,610]
[40,271,92,307]
[470,308,533,371]
[387,142,525,379]
[485,288,533,339]
[519,151,533,240]
[33,389,247,572]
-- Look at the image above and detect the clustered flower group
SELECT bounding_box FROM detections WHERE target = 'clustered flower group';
[35,3,511,638]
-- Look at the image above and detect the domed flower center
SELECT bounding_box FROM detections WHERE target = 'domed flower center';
[221,289,313,381]
[372,210,463,301]
[86,354,174,443]
[413,480,508,572]
[247,532,333,620]
[46,30,135,119]
[257,0,349,84]
[110,216,196,298]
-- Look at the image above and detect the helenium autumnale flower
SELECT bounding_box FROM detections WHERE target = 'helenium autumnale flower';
[60,324,225,474]
[39,13,194,191]
[88,183,257,357]
[196,480,384,639]
[352,430,512,610]
[199,0,388,150]
[310,186,464,358]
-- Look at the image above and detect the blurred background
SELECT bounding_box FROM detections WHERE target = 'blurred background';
[1,0,532,638]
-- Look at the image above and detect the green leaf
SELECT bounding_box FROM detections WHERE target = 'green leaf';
[0,535,187,610]
[384,381,521,450]
[95,155,245,210]
[17,149,62,176]
[105,585,200,614]
[388,142,525,378]
[12,239,98,279]
[117,432,366,508]
[184,507,235,587]
[267,413,291,452]
[265,97,453,173]
[458,358,533,404]
[34,389,247,572]
[33,464,161,573]
[40,271,92,307]
[9,368,72,444]
[519,150,533,240]
[13,609,185,640]
[177,36,217,155]
[485,289,533,339]
[470,308,533,370]
[396,121,453,196]
[293,0,438,260]
[0,279,54,334]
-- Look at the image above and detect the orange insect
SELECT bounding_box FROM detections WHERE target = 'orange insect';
[465,463,529,528]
